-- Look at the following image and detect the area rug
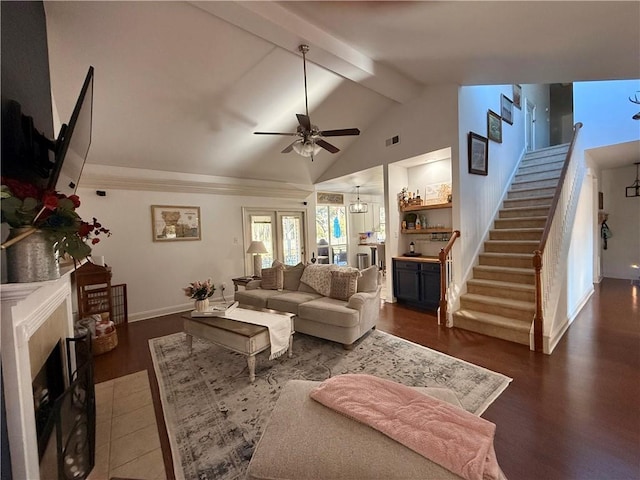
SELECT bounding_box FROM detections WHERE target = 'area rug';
[149,329,511,480]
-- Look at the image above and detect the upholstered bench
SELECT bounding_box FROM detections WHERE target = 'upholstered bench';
[246,380,466,480]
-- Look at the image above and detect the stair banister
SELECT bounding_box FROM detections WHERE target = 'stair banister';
[532,122,583,352]
[439,230,461,325]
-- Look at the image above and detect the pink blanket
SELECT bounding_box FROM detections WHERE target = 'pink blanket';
[310,374,504,480]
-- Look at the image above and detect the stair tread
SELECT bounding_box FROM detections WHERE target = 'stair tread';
[501,205,551,211]
[485,239,539,244]
[490,227,544,232]
[480,252,534,258]
[467,278,536,291]
[495,215,548,221]
[462,293,535,310]
[454,309,531,331]
[474,265,535,274]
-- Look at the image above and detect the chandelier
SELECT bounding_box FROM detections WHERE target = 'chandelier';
[349,186,368,214]
[626,162,640,198]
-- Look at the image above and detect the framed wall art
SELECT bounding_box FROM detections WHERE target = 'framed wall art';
[151,205,201,241]
[487,109,502,143]
[513,84,522,109]
[501,94,514,125]
[317,192,344,205]
[468,132,489,176]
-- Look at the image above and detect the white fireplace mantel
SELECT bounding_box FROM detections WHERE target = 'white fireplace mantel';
[1,266,76,480]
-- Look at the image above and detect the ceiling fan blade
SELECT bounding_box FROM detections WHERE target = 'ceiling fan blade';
[296,114,311,132]
[281,141,297,154]
[319,128,361,137]
[254,132,298,136]
[316,139,340,154]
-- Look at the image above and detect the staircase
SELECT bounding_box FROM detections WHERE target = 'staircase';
[453,144,570,345]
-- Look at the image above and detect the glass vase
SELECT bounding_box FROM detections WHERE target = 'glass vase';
[6,228,60,283]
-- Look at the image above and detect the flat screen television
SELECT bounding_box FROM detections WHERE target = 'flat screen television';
[1,66,93,195]
[49,66,94,196]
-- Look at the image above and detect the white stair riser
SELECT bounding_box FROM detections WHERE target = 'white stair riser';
[517,160,565,175]
[514,169,562,183]
[503,197,552,208]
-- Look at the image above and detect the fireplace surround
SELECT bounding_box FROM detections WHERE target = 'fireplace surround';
[1,265,80,479]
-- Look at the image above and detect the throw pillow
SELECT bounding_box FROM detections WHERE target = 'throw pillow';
[273,260,305,291]
[357,265,379,293]
[300,264,338,297]
[329,270,359,301]
[260,265,284,290]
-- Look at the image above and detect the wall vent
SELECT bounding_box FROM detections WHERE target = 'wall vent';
[385,135,400,147]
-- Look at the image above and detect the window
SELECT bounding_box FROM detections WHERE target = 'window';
[243,209,306,274]
[316,205,347,265]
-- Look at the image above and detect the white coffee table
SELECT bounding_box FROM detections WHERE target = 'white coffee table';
[182,306,294,382]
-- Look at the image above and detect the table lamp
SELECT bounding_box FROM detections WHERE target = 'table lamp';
[246,240,268,277]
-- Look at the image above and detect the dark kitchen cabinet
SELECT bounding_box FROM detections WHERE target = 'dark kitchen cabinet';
[393,259,440,311]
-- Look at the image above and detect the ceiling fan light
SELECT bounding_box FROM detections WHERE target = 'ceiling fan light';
[292,139,321,157]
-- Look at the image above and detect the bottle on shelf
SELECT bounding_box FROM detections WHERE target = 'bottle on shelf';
[409,241,415,253]
[415,216,421,229]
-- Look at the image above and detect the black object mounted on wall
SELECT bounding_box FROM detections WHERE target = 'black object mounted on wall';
[1,66,94,196]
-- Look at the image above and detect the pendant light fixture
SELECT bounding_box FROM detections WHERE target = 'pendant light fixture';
[349,186,368,214]
[626,162,640,197]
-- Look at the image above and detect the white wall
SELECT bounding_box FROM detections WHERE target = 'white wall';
[457,85,526,282]
[600,164,640,280]
[76,181,313,321]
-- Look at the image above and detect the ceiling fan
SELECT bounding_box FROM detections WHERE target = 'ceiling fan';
[254,44,361,161]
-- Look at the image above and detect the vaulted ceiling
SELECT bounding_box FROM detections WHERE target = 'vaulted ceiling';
[44,1,640,193]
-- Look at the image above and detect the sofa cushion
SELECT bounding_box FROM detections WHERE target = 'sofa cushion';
[273,261,305,291]
[267,291,323,315]
[261,265,284,290]
[235,288,286,309]
[297,281,319,294]
[329,270,359,300]
[357,265,379,293]
[298,297,359,328]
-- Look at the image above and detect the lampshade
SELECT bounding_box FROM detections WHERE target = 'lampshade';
[349,186,368,214]
[292,139,321,157]
[246,240,268,254]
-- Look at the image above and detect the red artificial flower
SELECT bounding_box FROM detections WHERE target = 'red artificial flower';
[68,195,81,208]
[91,238,100,245]
[78,222,93,237]
[42,193,59,210]
[1,176,41,200]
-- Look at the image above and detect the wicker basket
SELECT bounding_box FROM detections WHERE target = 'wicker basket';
[93,329,118,355]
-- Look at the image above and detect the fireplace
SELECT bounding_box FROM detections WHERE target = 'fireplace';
[1,264,89,479]
[35,330,95,479]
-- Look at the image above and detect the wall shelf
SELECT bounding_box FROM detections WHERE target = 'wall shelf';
[401,228,452,234]
[400,202,452,212]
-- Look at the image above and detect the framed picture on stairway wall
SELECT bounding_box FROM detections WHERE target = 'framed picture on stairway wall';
[501,94,514,125]
[468,132,489,176]
[513,84,522,109]
[487,109,502,143]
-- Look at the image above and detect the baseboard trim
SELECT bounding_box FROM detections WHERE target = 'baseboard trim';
[128,295,230,322]
[544,285,595,354]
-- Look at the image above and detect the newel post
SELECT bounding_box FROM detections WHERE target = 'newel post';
[438,248,447,323]
[533,250,543,352]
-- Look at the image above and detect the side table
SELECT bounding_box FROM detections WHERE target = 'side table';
[232,276,259,292]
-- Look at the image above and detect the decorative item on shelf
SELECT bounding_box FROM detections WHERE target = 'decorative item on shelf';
[404,212,417,230]
[0,177,111,283]
[246,240,268,277]
[409,241,415,254]
[349,186,368,214]
[183,278,215,312]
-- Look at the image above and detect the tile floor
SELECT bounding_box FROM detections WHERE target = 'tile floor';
[89,370,166,480]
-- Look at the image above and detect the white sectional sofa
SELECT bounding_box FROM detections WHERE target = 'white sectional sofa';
[234,263,381,349]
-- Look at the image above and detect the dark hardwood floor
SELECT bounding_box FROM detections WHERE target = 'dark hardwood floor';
[94,278,639,480]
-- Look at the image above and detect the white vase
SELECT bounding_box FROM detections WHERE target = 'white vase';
[195,298,210,312]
